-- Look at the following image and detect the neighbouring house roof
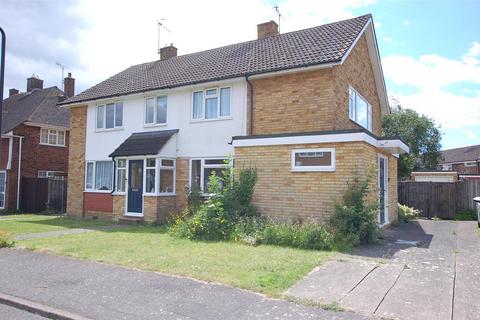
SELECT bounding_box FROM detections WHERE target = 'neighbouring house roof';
[109,129,179,157]
[59,14,374,106]
[440,145,480,164]
[1,87,70,133]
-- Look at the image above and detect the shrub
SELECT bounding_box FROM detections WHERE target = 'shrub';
[328,176,380,246]
[454,209,477,221]
[262,222,334,250]
[230,216,268,246]
[171,163,258,241]
[398,204,421,223]
[0,230,13,248]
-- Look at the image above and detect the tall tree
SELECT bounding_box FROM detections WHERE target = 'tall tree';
[382,101,442,179]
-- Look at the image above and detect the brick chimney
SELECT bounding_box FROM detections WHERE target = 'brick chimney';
[26,75,44,92]
[257,20,279,39]
[9,88,19,97]
[64,72,75,98]
[160,44,177,60]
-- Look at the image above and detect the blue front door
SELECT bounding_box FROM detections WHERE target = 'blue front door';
[127,160,143,214]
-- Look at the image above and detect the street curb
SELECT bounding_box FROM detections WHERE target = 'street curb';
[0,292,92,320]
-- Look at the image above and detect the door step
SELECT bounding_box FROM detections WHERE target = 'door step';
[119,216,144,225]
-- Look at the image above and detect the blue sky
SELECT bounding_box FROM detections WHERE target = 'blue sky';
[348,0,480,149]
[1,0,479,150]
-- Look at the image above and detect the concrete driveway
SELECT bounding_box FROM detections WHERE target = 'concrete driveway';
[286,220,480,320]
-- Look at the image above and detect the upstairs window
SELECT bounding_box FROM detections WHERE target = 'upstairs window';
[40,128,66,146]
[349,86,372,131]
[465,161,477,167]
[96,102,123,130]
[192,87,231,120]
[145,96,167,125]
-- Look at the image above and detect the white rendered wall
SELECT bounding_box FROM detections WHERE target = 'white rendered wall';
[84,79,247,161]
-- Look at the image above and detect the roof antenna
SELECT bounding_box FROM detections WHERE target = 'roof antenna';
[157,19,172,58]
[55,62,68,91]
[273,5,283,33]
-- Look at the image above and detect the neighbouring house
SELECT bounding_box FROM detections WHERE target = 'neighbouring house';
[59,14,408,226]
[438,144,480,176]
[0,74,74,211]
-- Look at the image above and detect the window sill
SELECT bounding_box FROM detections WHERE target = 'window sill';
[112,192,125,196]
[190,116,232,124]
[84,190,113,194]
[144,123,167,128]
[291,167,335,172]
[143,193,176,197]
[95,127,124,133]
[39,143,66,148]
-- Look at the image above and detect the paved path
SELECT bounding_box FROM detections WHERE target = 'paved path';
[13,225,130,241]
[0,249,367,320]
[286,220,480,320]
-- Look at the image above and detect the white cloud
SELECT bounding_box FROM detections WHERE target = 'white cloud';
[383,42,480,129]
[463,129,477,139]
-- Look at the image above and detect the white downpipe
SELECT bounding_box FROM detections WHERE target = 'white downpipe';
[16,136,23,210]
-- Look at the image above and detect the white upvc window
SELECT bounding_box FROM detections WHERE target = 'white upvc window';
[291,148,336,172]
[38,170,64,178]
[192,87,231,120]
[159,159,175,194]
[85,160,114,191]
[40,128,66,146]
[145,95,168,126]
[116,159,127,193]
[190,158,227,192]
[145,158,157,194]
[349,86,372,132]
[0,171,6,209]
[442,164,453,171]
[465,161,477,167]
[96,102,123,130]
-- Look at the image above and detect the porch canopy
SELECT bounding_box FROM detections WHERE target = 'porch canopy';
[109,129,178,158]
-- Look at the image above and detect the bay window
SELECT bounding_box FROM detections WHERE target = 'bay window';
[145,158,156,194]
[190,158,227,192]
[348,86,372,131]
[192,87,231,120]
[85,160,113,191]
[96,102,123,130]
[40,128,65,146]
[159,159,175,194]
[116,159,126,192]
[145,95,167,125]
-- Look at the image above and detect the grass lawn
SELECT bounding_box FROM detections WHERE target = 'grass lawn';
[0,215,112,235]
[18,225,334,296]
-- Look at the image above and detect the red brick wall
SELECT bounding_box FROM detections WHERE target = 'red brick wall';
[0,124,70,210]
[13,124,69,178]
[84,192,113,212]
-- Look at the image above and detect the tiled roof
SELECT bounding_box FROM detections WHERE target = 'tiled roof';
[440,145,480,163]
[109,129,179,157]
[2,87,70,133]
[60,14,371,106]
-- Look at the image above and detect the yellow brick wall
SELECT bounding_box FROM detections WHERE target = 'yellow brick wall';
[143,196,176,223]
[175,157,190,213]
[66,106,87,217]
[113,195,125,221]
[248,68,335,135]
[388,154,398,223]
[332,34,382,136]
[235,141,398,224]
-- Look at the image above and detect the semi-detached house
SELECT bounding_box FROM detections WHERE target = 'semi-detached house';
[59,14,409,226]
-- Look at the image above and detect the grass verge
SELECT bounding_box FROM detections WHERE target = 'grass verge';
[17,225,334,296]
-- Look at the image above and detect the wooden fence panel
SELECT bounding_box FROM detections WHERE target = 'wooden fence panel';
[21,177,48,213]
[47,177,67,213]
[398,180,480,218]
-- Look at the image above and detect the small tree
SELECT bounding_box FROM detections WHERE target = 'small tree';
[382,100,442,178]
